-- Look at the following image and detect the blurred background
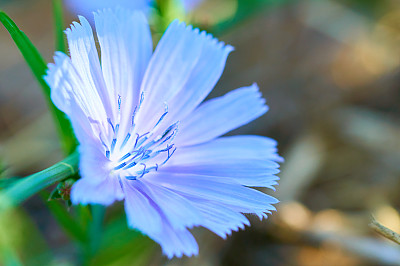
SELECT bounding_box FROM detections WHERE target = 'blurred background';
[1,0,400,265]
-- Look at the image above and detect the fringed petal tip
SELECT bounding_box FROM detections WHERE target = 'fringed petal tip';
[93,7,148,24]
[169,19,234,55]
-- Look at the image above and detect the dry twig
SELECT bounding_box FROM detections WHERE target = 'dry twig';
[369,217,400,245]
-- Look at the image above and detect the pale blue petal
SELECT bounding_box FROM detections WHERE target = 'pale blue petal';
[123,180,163,236]
[71,175,124,205]
[146,173,278,218]
[135,20,231,134]
[123,179,199,258]
[171,135,282,163]
[139,179,204,230]
[175,84,268,146]
[95,9,152,138]
[152,31,233,135]
[164,135,281,188]
[45,52,104,145]
[152,223,198,259]
[65,16,112,124]
[161,160,279,188]
[78,144,111,185]
[189,199,250,238]
[71,145,124,205]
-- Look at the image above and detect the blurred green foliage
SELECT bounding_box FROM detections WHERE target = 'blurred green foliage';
[0,11,76,155]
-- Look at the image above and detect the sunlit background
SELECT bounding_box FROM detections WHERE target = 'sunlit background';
[1,0,400,265]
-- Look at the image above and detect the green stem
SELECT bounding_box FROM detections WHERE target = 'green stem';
[52,0,67,53]
[0,151,79,210]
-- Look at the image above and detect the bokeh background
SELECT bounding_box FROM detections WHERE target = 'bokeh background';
[1,0,400,265]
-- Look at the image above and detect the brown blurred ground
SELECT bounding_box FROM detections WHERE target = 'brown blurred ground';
[1,0,400,265]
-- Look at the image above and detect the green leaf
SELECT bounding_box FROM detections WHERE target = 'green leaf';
[40,191,87,244]
[52,0,67,53]
[0,11,77,154]
[0,208,50,265]
[0,151,79,210]
[90,216,155,266]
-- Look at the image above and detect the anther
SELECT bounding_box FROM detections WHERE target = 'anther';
[120,133,131,149]
[119,152,131,162]
[111,138,117,152]
[114,162,127,170]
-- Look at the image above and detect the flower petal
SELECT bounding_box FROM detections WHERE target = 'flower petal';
[94,9,152,139]
[175,84,268,146]
[65,16,112,125]
[146,173,278,219]
[152,32,233,134]
[152,223,198,259]
[45,52,105,145]
[72,144,124,205]
[123,180,163,236]
[71,176,124,205]
[139,179,203,230]
[123,179,199,258]
[164,135,281,188]
[171,135,283,163]
[135,20,232,134]
[189,199,250,238]
[161,160,279,189]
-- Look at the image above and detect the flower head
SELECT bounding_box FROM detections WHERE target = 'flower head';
[45,8,282,258]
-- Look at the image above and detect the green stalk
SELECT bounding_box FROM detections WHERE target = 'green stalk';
[0,151,79,210]
[52,0,67,53]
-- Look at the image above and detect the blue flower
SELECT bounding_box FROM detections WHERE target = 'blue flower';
[45,9,282,258]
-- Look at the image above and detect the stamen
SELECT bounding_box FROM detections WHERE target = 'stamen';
[139,163,147,178]
[107,118,115,133]
[118,95,121,111]
[114,162,127,170]
[131,107,137,126]
[110,94,180,179]
[153,103,169,129]
[147,164,159,172]
[115,123,120,135]
[120,133,131,149]
[134,132,150,148]
[119,152,131,162]
[162,147,177,165]
[99,132,108,150]
[123,161,137,169]
[111,138,117,152]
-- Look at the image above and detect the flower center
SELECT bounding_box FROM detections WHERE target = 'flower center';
[96,93,178,180]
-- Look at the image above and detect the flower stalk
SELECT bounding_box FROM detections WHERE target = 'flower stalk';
[0,151,79,211]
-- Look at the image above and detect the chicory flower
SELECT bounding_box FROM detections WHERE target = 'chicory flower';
[45,8,281,258]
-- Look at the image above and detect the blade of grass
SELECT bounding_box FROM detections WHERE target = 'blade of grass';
[84,205,106,263]
[0,151,79,210]
[52,0,67,53]
[0,11,76,154]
